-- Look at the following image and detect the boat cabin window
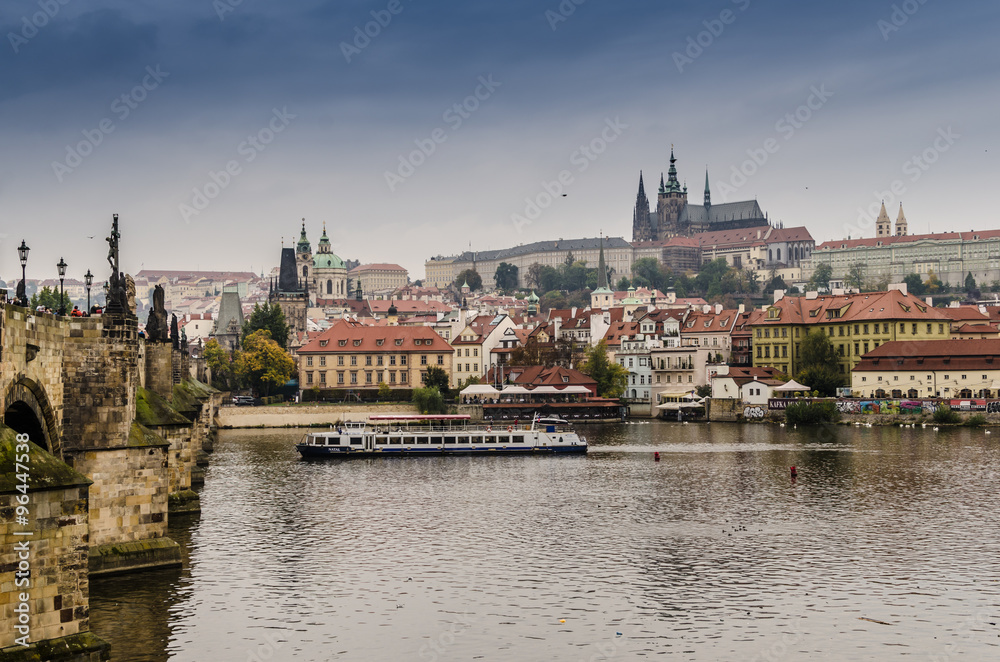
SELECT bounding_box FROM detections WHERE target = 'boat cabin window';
[430,436,443,445]
[458,437,469,444]
[512,435,524,443]
[350,437,363,445]
[485,436,495,444]
[444,436,456,445]
[326,437,340,446]
[417,437,429,444]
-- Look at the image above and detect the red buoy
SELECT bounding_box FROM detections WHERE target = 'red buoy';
[654,452,660,462]
[790,466,797,478]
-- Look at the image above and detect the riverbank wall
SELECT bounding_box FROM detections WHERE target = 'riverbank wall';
[215,403,419,428]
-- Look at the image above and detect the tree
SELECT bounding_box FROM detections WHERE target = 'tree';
[926,269,943,294]
[454,269,482,291]
[795,329,844,396]
[204,338,234,390]
[903,273,926,296]
[526,263,545,289]
[695,384,712,398]
[965,272,978,295]
[846,262,866,291]
[743,268,760,294]
[494,262,519,291]
[616,277,631,291]
[412,386,446,414]
[29,286,71,312]
[560,260,589,291]
[423,366,451,394]
[631,258,667,291]
[808,263,832,292]
[378,382,392,400]
[233,329,296,396]
[579,340,628,398]
[763,275,787,294]
[242,303,290,350]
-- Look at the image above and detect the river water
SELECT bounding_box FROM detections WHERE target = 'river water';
[90,422,1000,661]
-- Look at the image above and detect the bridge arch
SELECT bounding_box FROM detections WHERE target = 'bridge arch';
[3,377,59,455]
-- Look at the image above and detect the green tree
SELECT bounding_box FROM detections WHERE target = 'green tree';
[579,340,628,398]
[808,263,832,292]
[616,276,631,291]
[965,272,978,295]
[29,286,72,313]
[526,263,545,289]
[795,329,844,396]
[926,269,942,294]
[423,366,451,394]
[494,262,519,291]
[846,262,866,291]
[412,386,446,414]
[378,381,392,400]
[242,303,290,350]
[233,329,296,396]
[560,260,589,291]
[903,273,926,296]
[203,338,234,390]
[743,268,760,294]
[454,269,482,291]
[631,258,667,291]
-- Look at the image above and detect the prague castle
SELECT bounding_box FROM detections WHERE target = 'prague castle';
[632,148,770,242]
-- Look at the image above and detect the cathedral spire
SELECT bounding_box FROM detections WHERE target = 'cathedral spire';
[876,201,891,237]
[895,202,908,236]
[704,169,711,208]
[665,146,681,194]
[638,171,645,197]
[597,232,608,290]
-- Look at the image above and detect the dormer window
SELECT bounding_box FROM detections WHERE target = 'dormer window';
[338,340,347,346]
[395,339,403,346]
[320,340,328,347]
[353,340,361,346]
[376,339,384,346]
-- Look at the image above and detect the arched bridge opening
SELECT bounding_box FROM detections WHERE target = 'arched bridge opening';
[3,379,58,455]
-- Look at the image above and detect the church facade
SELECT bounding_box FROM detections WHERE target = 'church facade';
[632,149,770,242]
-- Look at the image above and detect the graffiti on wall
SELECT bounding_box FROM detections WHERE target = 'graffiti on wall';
[743,405,766,419]
[836,400,860,414]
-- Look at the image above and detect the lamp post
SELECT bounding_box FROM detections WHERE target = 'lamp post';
[56,257,67,315]
[84,269,93,313]
[17,240,29,306]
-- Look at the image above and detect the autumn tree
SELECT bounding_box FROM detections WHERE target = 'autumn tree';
[203,338,234,390]
[232,329,296,396]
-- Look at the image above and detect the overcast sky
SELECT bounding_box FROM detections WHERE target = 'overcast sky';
[1,0,997,284]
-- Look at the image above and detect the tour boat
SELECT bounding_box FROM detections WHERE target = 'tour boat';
[295,414,587,457]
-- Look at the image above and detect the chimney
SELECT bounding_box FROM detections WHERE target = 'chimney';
[888,282,908,296]
[738,304,745,314]
[806,291,818,300]
[773,289,785,303]
[715,303,722,314]
[554,318,562,339]
[702,304,711,313]
[571,306,577,318]
[925,296,934,307]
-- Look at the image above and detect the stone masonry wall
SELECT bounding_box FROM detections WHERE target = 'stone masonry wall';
[70,446,169,547]
[60,315,137,452]
[143,343,174,403]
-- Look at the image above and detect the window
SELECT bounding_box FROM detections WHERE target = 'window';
[377,356,383,366]
[320,372,326,384]
[839,327,844,336]
[401,372,407,383]
[765,329,770,338]
[401,356,407,365]
[389,372,396,384]
[912,323,917,334]
[884,323,889,334]
[320,340,329,347]
[338,356,344,366]
[940,324,945,334]
[338,372,344,384]
[395,339,403,346]
[366,372,373,384]
[306,356,313,366]
[782,328,787,338]
[864,324,869,334]
[354,340,361,346]
[376,339,384,346]
[927,324,932,334]
[320,356,326,367]
[854,342,860,355]
[756,347,762,358]
[421,355,427,365]
[473,348,478,357]
[365,355,372,366]
[465,348,470,357]
[782,346,788,358]
[350,372,358,384]
[350,356,357,366]
[339,339,347,347]
[765,346,770,358]
[855,325,860,335]
[838,344,844,356]
[628,358,634,368]
[437,355,444,365]
[306,371,313,384]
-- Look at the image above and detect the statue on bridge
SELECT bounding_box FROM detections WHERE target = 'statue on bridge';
[145,284,169,342]
[15,278,26,307]
[103,214,135,317]
[171,313,180,350]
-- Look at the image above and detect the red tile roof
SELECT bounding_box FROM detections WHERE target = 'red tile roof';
[755,290,950,326]
[817,229,1000,251]
[298,322,450,353]
[854,338,1000,371]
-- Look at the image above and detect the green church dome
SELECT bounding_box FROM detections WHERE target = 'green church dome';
[313,253,345,269]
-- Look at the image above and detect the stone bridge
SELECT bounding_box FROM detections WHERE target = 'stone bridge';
[0,302,220,661]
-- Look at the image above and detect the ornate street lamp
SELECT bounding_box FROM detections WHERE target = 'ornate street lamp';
[17,240,29,306]
[84,269,94,313]
[57,257,67,315]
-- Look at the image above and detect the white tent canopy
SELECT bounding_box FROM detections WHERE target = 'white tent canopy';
[531,386,561,394]
[460,384,500,396]
[558,385,592,394]
[775,379,810,392]
[501,385,531,395]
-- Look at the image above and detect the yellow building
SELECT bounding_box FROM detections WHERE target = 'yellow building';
[852,339,1000,398]
[750,287,951,377]
[297,320,452,389]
